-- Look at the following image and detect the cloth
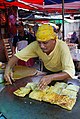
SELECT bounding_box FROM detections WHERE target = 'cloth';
[36,24,57,41]
[13,31,35,48]
[17,40,28,51]
[15,40,75,78]
[18,58,35,67]
[13,31,36,66]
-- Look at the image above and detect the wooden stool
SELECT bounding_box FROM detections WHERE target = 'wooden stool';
[2,38,13,61]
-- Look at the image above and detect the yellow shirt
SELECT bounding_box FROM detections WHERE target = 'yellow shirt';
[15,40,75,78]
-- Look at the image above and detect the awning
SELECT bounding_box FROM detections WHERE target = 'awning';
[0,0,80,14]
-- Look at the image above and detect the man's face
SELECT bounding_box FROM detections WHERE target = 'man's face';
[38,39,56,55]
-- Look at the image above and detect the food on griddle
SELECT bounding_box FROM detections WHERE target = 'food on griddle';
[60,89,77,99]
[49,86,63,95]
[54,82,67,89]
[29,90,46,101]
[43,92,57,103]
[13,82,38,97]
[13,65,37,80]
[66,84,79,92]
[25,82,38,90]
[13,87,31,97]
[29,86,49,101]
[55,95,76,110]
[29,82,79,110]
[13,82,79,110]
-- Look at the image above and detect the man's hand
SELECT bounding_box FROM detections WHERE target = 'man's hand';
[38,75,53,90]
[4,56,19,84]
[4,70,13,84]
[38,72,71,90]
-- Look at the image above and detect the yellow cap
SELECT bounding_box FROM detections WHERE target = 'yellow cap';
[36,24,57,41]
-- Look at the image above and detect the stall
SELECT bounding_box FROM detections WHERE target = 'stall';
[0,1,80,118]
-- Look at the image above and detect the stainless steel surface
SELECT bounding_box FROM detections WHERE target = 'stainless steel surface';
[67,79,80,86]
[31,75,43,84]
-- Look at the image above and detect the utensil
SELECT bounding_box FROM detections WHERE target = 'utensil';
[10,77,21,91]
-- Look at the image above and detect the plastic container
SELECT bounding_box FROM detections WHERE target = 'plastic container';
[0,70,4,83]
[0,74,4,83]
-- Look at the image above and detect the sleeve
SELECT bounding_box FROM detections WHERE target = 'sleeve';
[14,41,38,62]
[60,43,75,78]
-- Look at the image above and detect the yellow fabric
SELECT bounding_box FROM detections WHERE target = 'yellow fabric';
[36,24,57,41]
[15,40,75,78]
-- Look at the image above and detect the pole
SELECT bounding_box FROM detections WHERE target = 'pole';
[62,0,64,41]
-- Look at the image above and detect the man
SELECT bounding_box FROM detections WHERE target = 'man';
[4,24,75,90]
[12,21,36,66]
[70,31,78,44]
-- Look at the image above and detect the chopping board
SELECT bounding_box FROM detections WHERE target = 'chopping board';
[13,65,37,80]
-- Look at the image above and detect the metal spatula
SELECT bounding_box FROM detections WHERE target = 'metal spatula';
[10,77,21,90]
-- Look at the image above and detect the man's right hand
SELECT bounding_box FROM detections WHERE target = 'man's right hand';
[4,56,19,84]
[4,70,13,84]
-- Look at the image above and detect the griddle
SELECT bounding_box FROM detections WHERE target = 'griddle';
[0,77,80,119]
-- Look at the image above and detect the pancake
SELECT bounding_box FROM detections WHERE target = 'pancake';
[13,65,37,80]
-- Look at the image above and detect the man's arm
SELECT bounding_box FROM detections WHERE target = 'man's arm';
[4,56,19,84]
[38,72,71,90]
